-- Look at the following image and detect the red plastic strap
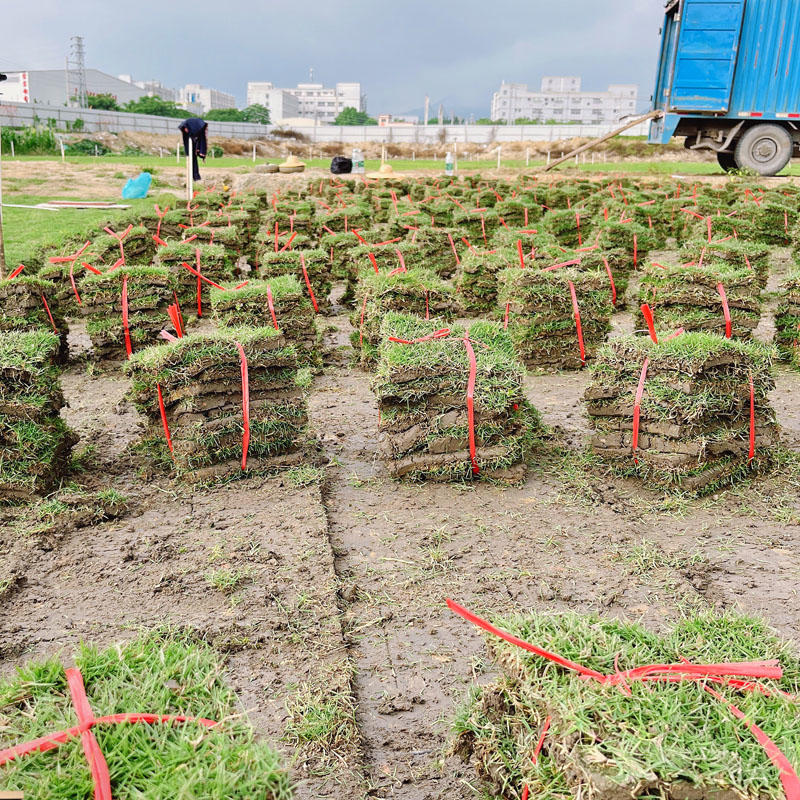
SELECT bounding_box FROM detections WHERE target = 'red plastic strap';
[69,260,82,306]
[576,211,582,246]
[167,303,183,338]
[632,357,650,464]
[524,207,529,227]
[41,294,58,333]
[425,290,430,320]
[532,716,551,764]
[641,304,658,343]
[279,232,297,252]
[352,229,368,245]
[388,329,451,345]
[266,285,279,330]
[157,384,174,455]
[568,281,586,366]
[704,686,800,800]
[463,335,480,475]
[388,265,407,276]
[633,234,638,269]
[7,263,26,279]
[717,283,732,339]
[300,254,319,312]
[368,252,379,274]
[235,341,250,470]
[603,258,617,306]
[480,214,487,245]
[394,249,406,271]
[517,239,525,269]
[542,258,580,272]
[153,235,168,247]
[447,233,461,265]
[181,261,226,291]
[749,373,756,462]
[273,221,279,252]
[121,276,132,358]
[504,301,510,330]
[375,237,402,246]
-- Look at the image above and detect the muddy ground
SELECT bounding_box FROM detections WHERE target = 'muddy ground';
[1,167,799,799]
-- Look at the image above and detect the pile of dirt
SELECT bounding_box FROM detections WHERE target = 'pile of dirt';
[210,276,321,369]
[350,267,456,368]
[372,313,540,482]
[257,249,332,312]
[454,609,800,800]
[498,266,614,369]
[80,266,175,361]
[638,261,762,339]
[126,327,310,480]
[0,274,67,362]
[774,268,800,366]
[0,330,77,501]
[585,332,778,493]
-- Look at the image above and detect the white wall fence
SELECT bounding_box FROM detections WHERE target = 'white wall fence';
[0,101,650,144]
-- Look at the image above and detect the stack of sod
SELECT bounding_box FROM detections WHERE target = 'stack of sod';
[456,250,517,312]
[155,241,235,314]
[638,261,761,339]
[210,276,320,369]
[595,218,660,270]
[452,208,500,242]
[454,610,800,800]
[585,332,777,493]
[0,631,290,799]
[0,275,67,362]
[0,330,77,501]
[126,327,309,480]
[542,208,589,248]
[79,266,175,361]
[680,238,771,289]
[752,197,796,245]
[409,227,462,278]
[91,225,155,266]
[372,313,541,483]
[497,266,614,369]
[774,268,800,365]
[350,268,457,368]
[258,248,332,312]
[180,223,242,252]
[252,226,311,268]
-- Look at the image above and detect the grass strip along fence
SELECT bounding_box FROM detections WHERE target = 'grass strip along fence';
[450,600,800,800]
[0,631,291,799]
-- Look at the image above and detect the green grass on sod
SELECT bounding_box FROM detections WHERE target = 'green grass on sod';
[0,630,292,799]
[454,611,800,800]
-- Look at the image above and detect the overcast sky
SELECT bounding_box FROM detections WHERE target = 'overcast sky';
[0,1,665,116]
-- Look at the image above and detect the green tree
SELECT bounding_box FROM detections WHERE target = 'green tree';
[87,93,120,111]
[241,104,270,124]
[124,96,188,118]
[205,108,246,121]
[334,107,376,125]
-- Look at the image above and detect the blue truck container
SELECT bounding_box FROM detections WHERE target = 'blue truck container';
[650,0,800,174]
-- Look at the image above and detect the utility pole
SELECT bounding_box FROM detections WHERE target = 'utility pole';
[0,72,7,278]
[69,35,88,107]
[437,103,443,126]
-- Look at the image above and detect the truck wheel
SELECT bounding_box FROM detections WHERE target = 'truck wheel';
[734,124,793,176]
[716,151,737,172]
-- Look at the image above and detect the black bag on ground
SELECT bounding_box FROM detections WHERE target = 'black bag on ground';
[330,156,353,174]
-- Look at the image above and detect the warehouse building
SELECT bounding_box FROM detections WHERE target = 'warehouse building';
[491,77,637,124]
[0,69,154,106]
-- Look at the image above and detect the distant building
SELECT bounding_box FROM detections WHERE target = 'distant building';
[245,83,299,122]
[118,75,176,102]
[246,80,364,124]
[490,77,637,124]
[0,69,152,106]
[377,114,418,126]
[179,84,236,115]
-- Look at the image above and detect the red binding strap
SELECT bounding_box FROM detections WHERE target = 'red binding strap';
[463,334,480,475]
[542,258,581,272]
[266,285,279,330]
[568,281,586,366]
[69,260,82,306]
[41,294,58,333]
[504,301,510,330]
[181,261,226,291]
[235,341,250,470]
[8,264,26,279]
[157,385,174,455]
[717,283,732,338]
[749,373,756,462]
[447,232,461,265]
[368,252,379,274]
[300,254,319,312]
[603,257,617,306]
[641,304,658,343]
[632,357,649,464]
[517,239,525,269]
[359,293,369,346]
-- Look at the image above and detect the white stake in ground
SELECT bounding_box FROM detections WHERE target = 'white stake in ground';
[525,148,530,167]
[496,146,501,169]
[186,137,193,201]
[176,143,180,164]
[252,142,256,162]
[0,121,5,277]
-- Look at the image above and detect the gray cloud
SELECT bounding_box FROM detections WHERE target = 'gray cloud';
[0,0,665,115]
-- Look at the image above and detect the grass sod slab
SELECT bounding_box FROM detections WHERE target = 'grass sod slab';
[453,611,800,800]
[209,276,321,369]
[637,261,762,340]
[0,630,291,799]
[125,327,311,479]
[456,249,518,313]
[372,313,543,483]
[350,267,457,368]
[774,268,800,365]
[679,238,771,289]
[585,332,778,493]
[154,241,235,309]
[0,330,63,419]
[257,249,333,312]
[497,266,614,370]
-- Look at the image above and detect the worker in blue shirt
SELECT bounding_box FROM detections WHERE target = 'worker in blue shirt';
[179,117,208,181]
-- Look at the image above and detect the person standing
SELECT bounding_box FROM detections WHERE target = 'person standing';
[178,117,208,181]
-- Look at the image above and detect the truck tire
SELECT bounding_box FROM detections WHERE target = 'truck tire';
[734,124,793,176]
[716,151,737,172]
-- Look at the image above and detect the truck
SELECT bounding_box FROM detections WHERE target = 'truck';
[650,0,800,175]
